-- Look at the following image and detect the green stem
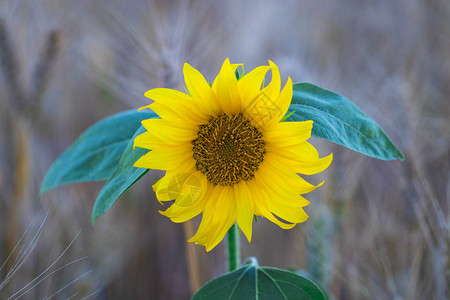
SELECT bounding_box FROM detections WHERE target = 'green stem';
[226,223,240,272]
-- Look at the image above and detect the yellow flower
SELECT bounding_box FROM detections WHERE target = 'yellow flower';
[133,59,332,251]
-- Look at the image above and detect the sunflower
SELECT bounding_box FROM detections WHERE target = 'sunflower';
[133,59,332,251]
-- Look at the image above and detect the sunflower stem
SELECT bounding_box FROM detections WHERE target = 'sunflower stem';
[226,223,240,272]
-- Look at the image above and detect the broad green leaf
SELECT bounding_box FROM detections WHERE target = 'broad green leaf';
[192,261,327,300]
[91,125,150,224]
[40,110,156,194]
[289,83,404,160]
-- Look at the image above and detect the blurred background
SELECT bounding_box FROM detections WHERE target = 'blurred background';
[0,0,448,299]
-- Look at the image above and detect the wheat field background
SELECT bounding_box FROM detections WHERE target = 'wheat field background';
[0,0,448,299]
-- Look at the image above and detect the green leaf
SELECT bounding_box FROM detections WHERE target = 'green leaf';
[91,126,149,224]
[280,110,295,122]
[192,260,327,300]
[235,66,245,80]
[289,83,404,160]
[40,110,156,194]
[235,68,240,80]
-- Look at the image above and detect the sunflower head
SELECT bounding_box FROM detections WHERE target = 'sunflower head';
[133,59,332,251]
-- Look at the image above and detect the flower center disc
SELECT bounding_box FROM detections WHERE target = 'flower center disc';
[192,114,265,186]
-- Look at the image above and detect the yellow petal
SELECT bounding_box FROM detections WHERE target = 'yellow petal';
[254,162,310,208]
[183,63,212,99]
[140,119,197,142]
[133,147,192,170]
[205,187,237,251]
[159,173,210,223]
[143,102,176,121]
[265,150,333,175]
[144,87,190,101]
[189,186,237,251]
[234,182,255,243]
[212,58,242,115]
[134,130,191,149]
[248,180,297,230]
[267,201,309,224]
[144,88,208,124]
[175,171,208,208]
[263,158,322,194]
[153,162,197,203]
[263,60,281,100]
[188,186,223,243]
[133,131,157,149]
[262,211,297,230]
[238,65,271,105]
[160,200,206,223]
[267,140,320,162]
[263,120,313,146]
[243,77,293,130]
[153,172,183,203]
[269,76,293,125]
[183,63,221,117]
[144,102,200,125]
[254,171,311,224]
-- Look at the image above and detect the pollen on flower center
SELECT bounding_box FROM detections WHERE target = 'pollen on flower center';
[192,113,265,186]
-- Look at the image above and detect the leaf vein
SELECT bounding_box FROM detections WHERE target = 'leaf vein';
[259,269,288,300]
[228,267,252,300]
